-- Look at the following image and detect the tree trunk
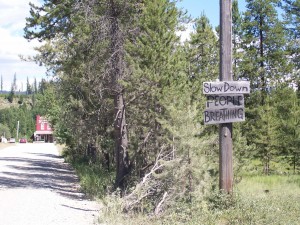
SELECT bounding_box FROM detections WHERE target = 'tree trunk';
[109,0,130,190]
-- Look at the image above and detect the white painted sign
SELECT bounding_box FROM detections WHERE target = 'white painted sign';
[204,107,245,125]
[206,95,244,109]
[203,81,250,94]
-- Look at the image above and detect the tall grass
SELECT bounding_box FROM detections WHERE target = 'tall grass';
[60,147,115,199]
[72,161,115,198]
[99,175,300,225]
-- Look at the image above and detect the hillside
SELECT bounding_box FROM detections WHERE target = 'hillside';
[0,97,19,109]
[0,96,31,110]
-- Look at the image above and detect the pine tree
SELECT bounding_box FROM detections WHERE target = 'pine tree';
[242,0,289,96]
[123,0,215,213]
[187,13,219,147]
[26,77,32,95]
[241,0,292,173]
[273,86,300,173]
[24,0,140,190]
[34,78,38,94]
[282,0,300,91]
[232,0,244,80]
[7,84,15,103]
[188,14,219,98]
[125,0,184,180]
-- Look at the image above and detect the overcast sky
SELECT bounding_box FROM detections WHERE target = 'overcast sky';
[0,0,247,91]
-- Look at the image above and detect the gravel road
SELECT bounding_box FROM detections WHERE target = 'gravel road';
[0,143,100,225]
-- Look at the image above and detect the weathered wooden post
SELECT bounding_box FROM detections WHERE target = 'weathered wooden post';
[203,1,250,194]
[219,0,233,193]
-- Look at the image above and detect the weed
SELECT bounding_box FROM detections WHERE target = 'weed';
[100,175,300,225]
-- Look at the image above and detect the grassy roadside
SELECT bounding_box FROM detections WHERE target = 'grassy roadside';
[57,146,300,224]
[99,175,300,225]
[215,175,300,225]
[57,145,114,199]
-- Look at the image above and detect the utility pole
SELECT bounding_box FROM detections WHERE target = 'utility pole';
[219,0,233,193]
[17,121,19,141]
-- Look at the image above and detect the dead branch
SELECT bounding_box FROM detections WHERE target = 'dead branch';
[124,146,166,211]
[154,191,168,215]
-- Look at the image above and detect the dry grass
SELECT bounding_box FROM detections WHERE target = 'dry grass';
[55,143,66,156]
[0,98,18,110]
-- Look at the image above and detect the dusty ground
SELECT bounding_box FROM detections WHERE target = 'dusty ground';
[0,143,100,225]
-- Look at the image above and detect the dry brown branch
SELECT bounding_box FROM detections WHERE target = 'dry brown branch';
[123,146,174,212]
[154,191,168,215]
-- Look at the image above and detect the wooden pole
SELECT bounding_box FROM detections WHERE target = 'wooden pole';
[219,0,233,193]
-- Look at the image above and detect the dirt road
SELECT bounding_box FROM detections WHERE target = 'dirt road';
[0,143,100,225]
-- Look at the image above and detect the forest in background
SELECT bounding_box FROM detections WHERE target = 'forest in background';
[3,0,297,223]
[0,78,55,140]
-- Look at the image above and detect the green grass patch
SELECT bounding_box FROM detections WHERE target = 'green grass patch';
[100,175,300,225]
[72,161,115,198]
[60,148,115,199]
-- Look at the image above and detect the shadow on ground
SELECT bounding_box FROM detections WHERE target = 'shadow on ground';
[0,152,87,200]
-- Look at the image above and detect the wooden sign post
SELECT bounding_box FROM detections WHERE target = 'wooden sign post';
[219,0,233,193]
[203,1,250,194]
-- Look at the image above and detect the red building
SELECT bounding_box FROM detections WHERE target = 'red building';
[33,115,54,143]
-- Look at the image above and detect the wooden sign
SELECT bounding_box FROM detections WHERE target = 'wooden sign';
[206,95,244,109]
[204,107,245,125]
[203,81,250,94]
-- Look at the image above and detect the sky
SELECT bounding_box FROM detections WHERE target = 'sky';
[0,0,247,91]
[177,0,247,28]
[0,0,46,91]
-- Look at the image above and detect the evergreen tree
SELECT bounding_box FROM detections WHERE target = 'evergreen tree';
[232,0,244,80]
[0,123,11,138]
[26,77,32,95]
[125,0,184,179]
[123,0,215,213]
[38,78,47,94]
[242,0,292,173]
[24,0,140,190]
[188,14,219,98]
[273,86,300,173]
[7,84,15,103]
[242,0,289,95]
[282,0,300,91]
[34,77,38,94]
[187,13,219,146]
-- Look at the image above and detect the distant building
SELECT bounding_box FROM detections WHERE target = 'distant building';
[33,115,54,143]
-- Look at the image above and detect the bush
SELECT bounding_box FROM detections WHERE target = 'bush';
[0,123,11,139]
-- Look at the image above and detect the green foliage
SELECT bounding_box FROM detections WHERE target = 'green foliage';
[272,86,300,173]
[188,14,218,97]
[0,123,11,138]
[0,103,35,139]
[22,0,300,222]
[66,153,115,198]
[26,77,33,95]
[18,95,24,105]
[101,175,300,224]
[242,0,290,90]
[7,85,14,103]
